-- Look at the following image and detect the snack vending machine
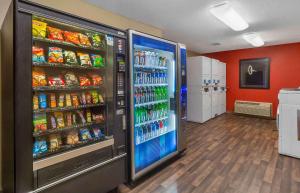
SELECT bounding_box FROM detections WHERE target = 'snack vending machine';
[128,30,183,180]
[2,1,128,193]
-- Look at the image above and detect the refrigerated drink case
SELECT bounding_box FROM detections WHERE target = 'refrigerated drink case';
[129,30,181,180]
[2,2,128,193]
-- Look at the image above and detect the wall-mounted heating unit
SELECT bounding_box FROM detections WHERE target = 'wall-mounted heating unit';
[234,100,272,118]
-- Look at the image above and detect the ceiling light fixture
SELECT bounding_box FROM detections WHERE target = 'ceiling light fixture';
[210,1,249,31]
[243,33,264,47]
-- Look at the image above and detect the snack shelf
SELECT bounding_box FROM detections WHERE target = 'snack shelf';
[33,36,106,52]
[33,121,105,138]
[134,65,168,70]
[33,85,102,91]
[134,100,168,108]
[33,103,106,113]
[33,62,105,70]
[134,83,168,87]
[33,135,112,160]
[136,128,176,146]
[135,116,168,127]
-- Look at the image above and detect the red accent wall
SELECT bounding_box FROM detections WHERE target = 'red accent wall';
[205,43,300,117]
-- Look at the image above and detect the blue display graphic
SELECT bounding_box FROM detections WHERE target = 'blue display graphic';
[132,34,178,174]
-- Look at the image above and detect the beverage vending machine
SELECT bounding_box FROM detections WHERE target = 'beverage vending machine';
[128,30,185,180]
[2,1,128,193]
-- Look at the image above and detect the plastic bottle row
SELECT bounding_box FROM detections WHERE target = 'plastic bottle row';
[135,119,168,145]
[134,86,168,105]
[135,103,168,125]
[134,71,168,85]
[134,50,168,67]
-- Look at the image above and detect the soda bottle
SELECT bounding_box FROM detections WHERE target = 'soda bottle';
[142,125,147,140]
[134,50,140,65]
[163,119,168,132]
[140,51,145,65]
[154,52,159,66]
[136,127,140,145]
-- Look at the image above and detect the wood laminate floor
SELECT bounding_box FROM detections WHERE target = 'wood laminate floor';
[120,113,300,193]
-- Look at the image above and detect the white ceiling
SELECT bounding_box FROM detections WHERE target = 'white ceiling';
[85,0,300,53]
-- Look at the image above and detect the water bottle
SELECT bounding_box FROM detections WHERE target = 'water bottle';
[140,51,145,65]
[134,50,140,65]
[136,127,140,145]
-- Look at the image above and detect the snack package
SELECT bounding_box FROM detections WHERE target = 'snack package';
[50,115,57,129]
[48,47,64,63]
[47,26,64,41]
[80,92,87,105]
[66,94,72,107]
[39,93,47,109]
[79,128,92,141]
[49,134,62,151]
[86,92,92,104]
[77,53,92,66]
[66,131,79,145]
[33,113,47,132]
[86,32,104,47]
[64,31,80,45]
[76,110,86,124]
[92,113,104,123]
[71,93,80,106]
[72,113,77,125]
[79,76,91,87]
[91,54,104,67]
[90,91,99,104]
[78,33,91,47]
[32,46,46,63]
[65,112,73,126]
[90,74,103,86]
[63,50,78,65]
[32,71,47,87]
[32,20,47,38]
[98,94,104,104]
[50,93,57,108]
[65,72,79,86]
[33,94,39,110]
[92,127,104,138]
[48,75,65,87]
[58,94,65,107]
[86,109,92,123]
[54,112,65,128]
[33,139,48,157]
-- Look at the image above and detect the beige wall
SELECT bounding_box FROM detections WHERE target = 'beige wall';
[31,0,163,37]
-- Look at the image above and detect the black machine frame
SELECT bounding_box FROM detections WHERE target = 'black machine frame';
[1,1,129,193]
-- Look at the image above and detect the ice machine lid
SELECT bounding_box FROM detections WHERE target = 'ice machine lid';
[279,88,300,94]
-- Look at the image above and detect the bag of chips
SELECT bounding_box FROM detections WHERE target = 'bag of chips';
[32,20,47,38]
[86,109,92,123]
[86,32,104,47]
[91,127,104,139]
[32,46,46,63]
[78,33,92,47]
[50,115,57,129]
[33,139,48,157]
[58,94,65,107]
[90,74,103,86]
[91,54,104,67]
[39,93,47,109]
[33,94,39,110]
[86,92,92,104]
[92,113,104,123]
[76,110,86,124]
[79,128,92,141]
[64,31,80,45]
[90,91,99,104]
[71,93,80,106]
[48,75,65,87]
[77,53,92,66]
[48,47,64,63]
[80,92,87,105]
[50,93,57,108]
[63,50,78,65]
[32,71,47,87]
[79,76,91,87]
[66,131,79,145]
[54,112,65,128]
[64,72,79,86]
[66,94,72,107]
[47,26,64,41]
[65,112,73,127]
[99,93,104,104]
[49,134,62,151]
[33,113,47,132]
